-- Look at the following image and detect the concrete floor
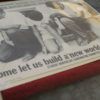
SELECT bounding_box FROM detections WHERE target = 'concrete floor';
[29,75,100,100]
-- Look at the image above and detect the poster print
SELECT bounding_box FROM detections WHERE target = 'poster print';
[0,0,100,91]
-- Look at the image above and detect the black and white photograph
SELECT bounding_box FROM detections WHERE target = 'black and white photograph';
[0,0,100,93]
[0,0,99,63]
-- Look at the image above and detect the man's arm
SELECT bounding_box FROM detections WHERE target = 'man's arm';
[45,23,64,50]
[31,25,48,54]
[1,31,14,46]
[25,16,48,53]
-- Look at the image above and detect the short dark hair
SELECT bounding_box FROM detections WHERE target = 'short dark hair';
[22,10,43,21]
[45,1,55,8]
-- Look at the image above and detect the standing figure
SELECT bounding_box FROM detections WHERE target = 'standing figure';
[45,1,98,46]
[23,9,62,54]
[50,13,98,46]
[0,8,42,62]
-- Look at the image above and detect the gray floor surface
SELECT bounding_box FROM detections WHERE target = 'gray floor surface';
[29,75,100,100]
